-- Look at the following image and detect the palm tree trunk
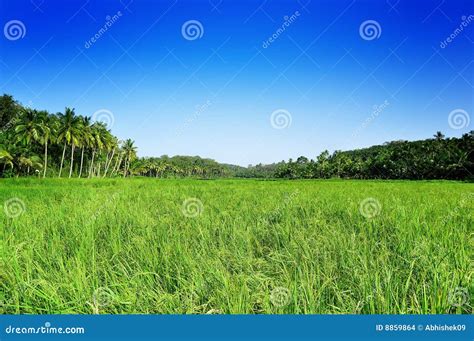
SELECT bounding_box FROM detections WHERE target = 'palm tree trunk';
[78,148,85,178]
[89,150,95,178]
[112,153,122,176]
[43,140,48,178]
[123,157,129,178]
[103,148,115,178]
[104,151,110,173]
[59,143,67,177]
[69,143,75,178]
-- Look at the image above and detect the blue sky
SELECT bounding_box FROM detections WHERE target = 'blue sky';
[0,0,473,166]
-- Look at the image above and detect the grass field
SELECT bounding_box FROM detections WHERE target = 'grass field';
[1,178,472,314]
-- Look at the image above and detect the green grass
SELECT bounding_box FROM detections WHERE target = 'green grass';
[1,178,472,314]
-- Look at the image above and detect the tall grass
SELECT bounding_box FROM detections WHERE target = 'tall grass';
[1,178,472,314]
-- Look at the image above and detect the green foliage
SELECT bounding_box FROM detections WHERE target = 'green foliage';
[1,178,472,314]
[0,94,20,128]
[132,155,230,179]
[269,134,473,180]
[0,95,131,178]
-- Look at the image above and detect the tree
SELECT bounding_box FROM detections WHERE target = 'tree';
[57,108,81,178]
[78,116,93,178]
[37,111,54,178]
[0,94,141,179]
[0,148,13,170]
[103,136,118,177]
[316,150,330,178]
[14,109,42,147]
[89,122,106,178]
[0,94,19,128]
[433,131,445,140]
[122,139,137,177]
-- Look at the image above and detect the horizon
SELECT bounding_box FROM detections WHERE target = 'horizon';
[2,92,471,167]
[1,0,473,167]
[126,129,473,167]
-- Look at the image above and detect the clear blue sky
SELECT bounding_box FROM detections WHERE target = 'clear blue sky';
[1,0,473,166]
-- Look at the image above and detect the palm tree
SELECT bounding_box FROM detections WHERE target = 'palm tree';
[14,109,42,148]
[103,136,118,177]
[78,116,93,178]
[57,108,72,177]
[98,129,113,177]
[37,111,53,178]
[434,131,445,141]
[88,122,106,178]
[14,110,44,177]
[18,154,42,175]
[0,148,14,170]
[68,121,82,178]
[122,139,137,178]
[111,141,124,177]
[57,108,81,178]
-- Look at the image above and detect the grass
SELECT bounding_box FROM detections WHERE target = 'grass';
[0,178,472,314]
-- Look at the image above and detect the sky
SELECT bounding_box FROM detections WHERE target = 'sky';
[0,0,473,166]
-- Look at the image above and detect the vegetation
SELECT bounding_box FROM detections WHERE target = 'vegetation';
[132,155,230,179]
[1,94,472,180]
[271,132,473,180]
[1,178,472,314]
[1,95,472,314]
[0,94,137,179]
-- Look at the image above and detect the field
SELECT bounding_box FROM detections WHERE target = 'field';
[1,178,472,314]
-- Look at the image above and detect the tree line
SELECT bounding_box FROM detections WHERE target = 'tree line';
[0,94,229,179]
[0,94,136,178]
[248,131,473,180]
[131,156,230,178]
[1,94,472,180]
